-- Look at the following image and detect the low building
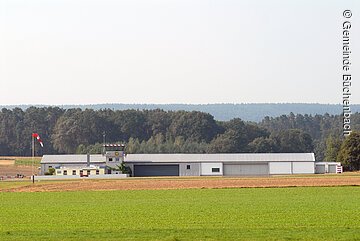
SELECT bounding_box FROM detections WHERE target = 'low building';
[40,152,324,177]
[125,153,316,176]
[315,162,343,174]
[41,144,125,176]
[41,154,106,175]
[54,165,105,176]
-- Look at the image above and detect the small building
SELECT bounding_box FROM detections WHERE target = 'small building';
[315,162,343,174]
[54,165,105,176]
[41,154,106,176]
[41,144,125,176]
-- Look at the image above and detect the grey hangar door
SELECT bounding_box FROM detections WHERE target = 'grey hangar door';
[223,163,269,176]
[133,165,179,177]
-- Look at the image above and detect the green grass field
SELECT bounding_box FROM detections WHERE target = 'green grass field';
[14,157,41,166]
[1,187,360,241]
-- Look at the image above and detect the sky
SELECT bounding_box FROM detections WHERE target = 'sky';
[0,0,359,105]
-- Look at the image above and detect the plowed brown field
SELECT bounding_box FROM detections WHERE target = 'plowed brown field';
[0,165,34,176]
[2,175,360,192]
[0,157,40,177]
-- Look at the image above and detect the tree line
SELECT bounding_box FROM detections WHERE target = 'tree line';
[3,103,360,122]
[0,107,359,170]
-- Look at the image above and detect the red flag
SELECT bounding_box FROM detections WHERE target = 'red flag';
[32,133,44,147]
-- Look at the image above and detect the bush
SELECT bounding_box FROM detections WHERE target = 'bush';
[48,168,55,175]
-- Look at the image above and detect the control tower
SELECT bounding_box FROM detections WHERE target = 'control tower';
[103,144,126,173]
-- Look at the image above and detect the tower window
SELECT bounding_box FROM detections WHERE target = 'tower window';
[187,165,191,170]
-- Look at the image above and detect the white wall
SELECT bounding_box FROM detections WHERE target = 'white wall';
[292,162,315,174]
[201,163,223,176]
[269,162,292,174]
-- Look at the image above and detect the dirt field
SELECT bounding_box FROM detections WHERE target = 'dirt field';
[2,174,360,192]
[0,156,40,177]
[0,160,15,165]
[0,165,34,176]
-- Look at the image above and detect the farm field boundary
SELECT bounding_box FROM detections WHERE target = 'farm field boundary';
[1,174,360,192]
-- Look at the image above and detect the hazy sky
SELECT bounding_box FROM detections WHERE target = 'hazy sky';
[0,0,359,105]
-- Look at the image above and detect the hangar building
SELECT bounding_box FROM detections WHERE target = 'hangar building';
[125,153,315,176]
[40,152,317,177]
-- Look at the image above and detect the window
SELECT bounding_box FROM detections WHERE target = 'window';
[115,158,120,162]
[212,168,220,173]
[57,170,61,174]
[72,170,76,175]
[63,170,67,175]
[109,158,113,162]
[87,170,91,176]
[186,165,191,170]
[96,170,99,175]
[49,166,52,169]
[80,170,83,176]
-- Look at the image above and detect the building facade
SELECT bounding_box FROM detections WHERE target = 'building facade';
[124,153,316,176]
[315,162,343,174]
[41,144,126,176]
[40,152,319,177]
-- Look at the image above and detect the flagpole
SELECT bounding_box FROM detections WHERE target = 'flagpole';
[32,134,35,184]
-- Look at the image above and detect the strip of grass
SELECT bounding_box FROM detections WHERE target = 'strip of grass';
[14,157,41,166]
[0,181,32,190]
[0,180,79,191]
[1,186,360,240]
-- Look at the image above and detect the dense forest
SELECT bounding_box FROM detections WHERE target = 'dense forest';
[0,107,359,164]
[2,103,360,122]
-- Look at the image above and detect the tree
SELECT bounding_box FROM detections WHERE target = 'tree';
[337,131,360,171]
[112,110,150,141]
[208,118,269,153]
[207,130,238,153]
[169,111,221,142]
[248,137,278,153]
[127,137,141,154]
[51,113,84,153]
[1,106,359,157]
[324,135,342,162]
[313,139,326,162]
[76,143,103,154]
[272,129,313,153]
[45,167,55,175]
[146,109,172,136]
[108,162,132,175]
[51,109,105,153]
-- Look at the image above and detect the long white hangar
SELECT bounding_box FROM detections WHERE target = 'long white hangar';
[125,153,316,177]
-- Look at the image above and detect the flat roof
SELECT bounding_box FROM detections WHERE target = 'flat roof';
[41,154,105,164]
[56,165,103,170]
[41,153,315,164]
[315,162,341,165]
[125,153,315,163]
